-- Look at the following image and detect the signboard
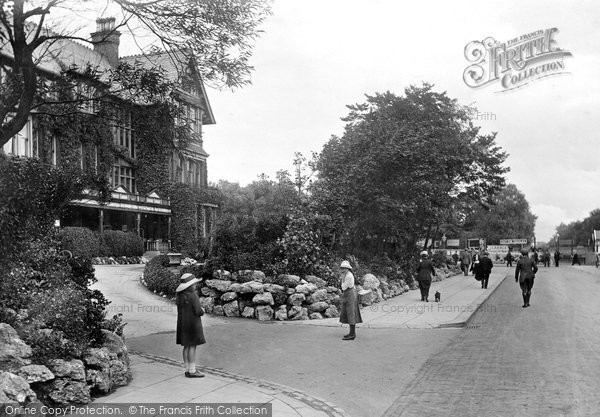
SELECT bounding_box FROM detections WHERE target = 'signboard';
[559,239,573,246]
[500,239,527,245]
[446,239,460,247]
[467,238,481,248]
[487,245,509,252]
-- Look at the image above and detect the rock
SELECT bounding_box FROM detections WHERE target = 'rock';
[223,301,240,317]
[274,306,288,321]
[255,305,273,321]
[239,281,264,294]
[324,305,340,318]
[263,284,285,293]
[305,275,327,288]
[287,293,305,306]
[358,289,374,306]
[46,379,91,405]
[199,297,215,314]
[295,283,318,295]
[376,288,384,302]
[362,274,380,291]
[250,271,266,282]
[16,365,54,384]
[201,286,219,297]
[101,330,128,362]
[309,312,323,320]
[0,371,37,404]
[308,289,328,303]
[0,324,32,370]
[291,307,309,321]
[278,274,301,287]
[327,286,341,294]
[109,360,131,387]
[228,283,244,293]
[252,292,274,305]
[205,279,232,292]
[48,359,85,382]
[287,306,303,320]
[86,369,111,394]
[213,270,231,280]
[286,288,296,295]
[380,281,390,295]
[308,301,329,313]
[241,307,255,318]
[406,284,413,292]
[213,305,225,316]
[221,292,238,302]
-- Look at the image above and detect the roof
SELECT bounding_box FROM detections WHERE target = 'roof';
[0,25,214,124]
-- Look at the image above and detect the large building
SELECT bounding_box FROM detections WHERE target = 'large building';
[1,17,218,253]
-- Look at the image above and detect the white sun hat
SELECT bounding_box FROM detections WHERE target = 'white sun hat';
[175,273,201,292]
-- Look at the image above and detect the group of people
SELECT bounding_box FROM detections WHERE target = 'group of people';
[506,248,561,268]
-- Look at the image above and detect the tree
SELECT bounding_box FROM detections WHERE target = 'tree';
[555,208,600,246]
[0,0,271,147]
[463,184,537,244]
[311,84,509,258]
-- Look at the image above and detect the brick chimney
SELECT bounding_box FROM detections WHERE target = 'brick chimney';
[90,17,121,67]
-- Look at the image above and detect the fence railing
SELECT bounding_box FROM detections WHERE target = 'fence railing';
[145,240,171,253]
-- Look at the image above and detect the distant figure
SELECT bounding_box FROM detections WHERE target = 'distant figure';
[572,253,580,265]
[470,249,480,274]
[339,260,362,341]
[554,250,560,267]
[452,252,459,265]
[416,251,436,302]
[532,249,539,265]
[515,248,538,308]
[460,249,472,276]
[505,250,514,267]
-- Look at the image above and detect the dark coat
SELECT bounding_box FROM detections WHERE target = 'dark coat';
[474,256,493,280]
[176,289,206,346]
[416,259,436,283]
[339,272,363,325]
[515,256,538,283]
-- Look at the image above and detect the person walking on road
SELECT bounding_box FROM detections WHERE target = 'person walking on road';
[572,253,580,265]
[416,251,436,302]
[460,249,472,276]
[478,251,494,289]
[176,273,206,378]
[554,250,560,267]
[515,248,538,308]
[505,250,514,267]
[339,260,362,341]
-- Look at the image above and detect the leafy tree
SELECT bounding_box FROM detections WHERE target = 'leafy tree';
[0,0,271,146]
[463,184,537,244]
[555,209,600,246]
[311,84,508,259]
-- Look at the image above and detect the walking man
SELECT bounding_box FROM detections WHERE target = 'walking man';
[460,249,472,276]
[505,250,513,267]
[479,251,494,289]
[515,248,538,308]
[554,250,560,267]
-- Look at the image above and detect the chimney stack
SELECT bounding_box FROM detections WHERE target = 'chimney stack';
[90,17,121,67]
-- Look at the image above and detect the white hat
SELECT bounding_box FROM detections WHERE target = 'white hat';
[339,260,352,270]
[175,273,201,292]
[420,251,428,257]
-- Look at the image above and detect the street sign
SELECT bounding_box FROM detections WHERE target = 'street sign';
[500,239,527,245]
[487,245,509,252]
[446,239,460,247]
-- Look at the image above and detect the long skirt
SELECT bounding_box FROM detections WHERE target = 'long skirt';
[418,280,431,299]
[339,287,363,325]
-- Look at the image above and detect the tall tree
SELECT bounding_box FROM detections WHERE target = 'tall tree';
[0,0,271,146]
[311,84,508,257]
[463,184,537,244]
[555,208,600,246]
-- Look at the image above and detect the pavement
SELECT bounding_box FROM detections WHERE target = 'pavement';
[92,265,507,416]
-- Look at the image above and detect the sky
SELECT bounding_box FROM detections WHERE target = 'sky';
[55,0,600,243]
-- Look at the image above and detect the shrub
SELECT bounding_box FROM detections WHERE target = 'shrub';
[101,313,126,338]
[431,251,449,268]
[59,227,101,258]
[101,230,144,257]
[144,255,179,295]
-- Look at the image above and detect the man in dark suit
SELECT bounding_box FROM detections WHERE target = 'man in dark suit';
[479,251,494,289]
[515,248,538,308]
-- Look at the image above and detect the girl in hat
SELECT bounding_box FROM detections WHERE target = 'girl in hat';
[338,260,362,340]
[176,273,206,378]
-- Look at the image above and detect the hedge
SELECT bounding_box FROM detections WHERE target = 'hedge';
[59,227,144,258]
[143,255,179,295]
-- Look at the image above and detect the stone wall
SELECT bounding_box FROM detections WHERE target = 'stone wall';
[0,324,131,408]
[158,266,459,321]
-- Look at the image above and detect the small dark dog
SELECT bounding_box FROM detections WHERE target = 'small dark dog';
[434,291,441,302]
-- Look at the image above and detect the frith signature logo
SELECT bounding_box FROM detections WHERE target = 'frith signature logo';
[463,28,572,92]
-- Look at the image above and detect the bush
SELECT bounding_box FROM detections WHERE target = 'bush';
[431,251,449,268]
[144,255,179,295]
[101,230,144,257]
[59,227,101,258]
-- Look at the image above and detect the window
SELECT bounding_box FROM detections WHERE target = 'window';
[113,108,134,158]
[112,165,135,192]
[76,84,95,113]
[2,117,36,157]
